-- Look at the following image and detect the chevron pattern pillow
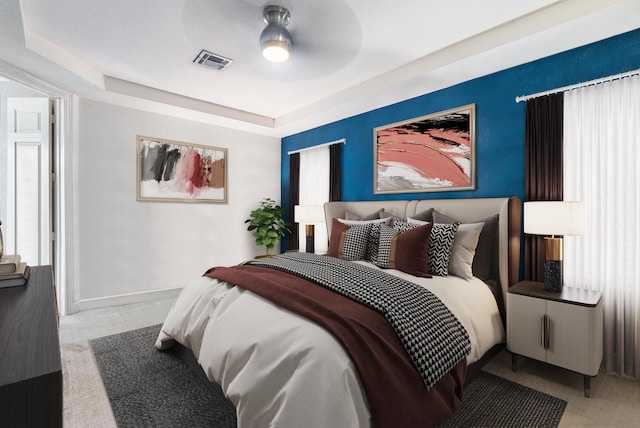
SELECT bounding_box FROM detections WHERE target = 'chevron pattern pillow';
[432,210,499,281]
[407,219,459,276]
[427,223,459,276]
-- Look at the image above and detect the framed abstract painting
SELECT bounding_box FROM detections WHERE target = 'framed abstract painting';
[374,104,476,194]
[136,136,227,203]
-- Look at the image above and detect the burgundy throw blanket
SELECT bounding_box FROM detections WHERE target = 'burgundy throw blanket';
[205,264,465,428]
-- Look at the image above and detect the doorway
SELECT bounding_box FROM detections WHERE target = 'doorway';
[4,95,51,267]
[1,72,68,313]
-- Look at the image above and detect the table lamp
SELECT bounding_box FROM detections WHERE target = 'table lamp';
[294,205,325,253]
[524,201,584,292]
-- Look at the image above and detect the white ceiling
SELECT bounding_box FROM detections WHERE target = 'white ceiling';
[1,0,639,137]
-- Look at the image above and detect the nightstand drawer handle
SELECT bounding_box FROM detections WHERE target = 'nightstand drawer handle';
[541,314,551,350]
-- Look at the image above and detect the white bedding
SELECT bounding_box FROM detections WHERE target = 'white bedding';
[155,261,505,428]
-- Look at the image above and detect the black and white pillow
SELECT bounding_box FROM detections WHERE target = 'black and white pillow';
[432,210,499,281]
[366,222,384,264]
[390,220,417,233]
[328,219,373,261]
[376,225,399,269]
[339,223,372,260]
[428,223,459,276]
[408,218,458,276]
[339,218,391,264]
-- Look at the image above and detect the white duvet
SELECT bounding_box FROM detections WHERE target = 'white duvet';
[155,261,505,428]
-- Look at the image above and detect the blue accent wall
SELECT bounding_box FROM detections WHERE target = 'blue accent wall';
[281,28,640,240]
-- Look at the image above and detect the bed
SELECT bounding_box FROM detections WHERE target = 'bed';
[156,196,521,427]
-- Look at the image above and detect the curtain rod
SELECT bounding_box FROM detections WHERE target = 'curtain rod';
[287,138,346,155]
[515,68,640,103]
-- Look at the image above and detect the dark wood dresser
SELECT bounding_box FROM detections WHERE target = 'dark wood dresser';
[0,266,62,427]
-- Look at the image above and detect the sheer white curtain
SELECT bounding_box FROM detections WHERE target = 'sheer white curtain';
[299,145,330,252]
[563,75,640,380]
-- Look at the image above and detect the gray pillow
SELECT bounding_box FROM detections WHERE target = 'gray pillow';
[345,208,384,221]
[412,208,434,222]
[432,210,499,281]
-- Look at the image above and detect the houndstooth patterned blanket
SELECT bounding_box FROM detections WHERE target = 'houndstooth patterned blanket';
[247,252,471,390]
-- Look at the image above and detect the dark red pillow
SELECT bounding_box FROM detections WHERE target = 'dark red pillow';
[327,218,350,257]
[377,223,433,277]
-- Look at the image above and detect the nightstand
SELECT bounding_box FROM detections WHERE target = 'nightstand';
[507,280,603,397]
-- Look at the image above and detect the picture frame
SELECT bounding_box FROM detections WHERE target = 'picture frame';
[374,104,476,194]
[136,136,227,203]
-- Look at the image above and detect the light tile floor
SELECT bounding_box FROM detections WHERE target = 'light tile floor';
[60,298,640,427]
[60,298,174,428]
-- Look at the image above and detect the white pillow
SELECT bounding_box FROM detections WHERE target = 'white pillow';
[448,222,484,280]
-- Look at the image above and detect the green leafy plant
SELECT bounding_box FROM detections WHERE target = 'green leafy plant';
[245,198,291,257]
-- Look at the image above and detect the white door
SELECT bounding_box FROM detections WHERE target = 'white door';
[6,97,50,266]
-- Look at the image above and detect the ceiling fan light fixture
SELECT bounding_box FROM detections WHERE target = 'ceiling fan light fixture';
[262,40,290,62]
[260,5,292,62]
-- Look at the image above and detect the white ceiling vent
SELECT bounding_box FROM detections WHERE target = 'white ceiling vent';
[193,50,234,71]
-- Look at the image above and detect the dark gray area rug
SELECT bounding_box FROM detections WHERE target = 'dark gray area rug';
[90,324,236,428]
[440,371,567,427]
[91,325,566,428]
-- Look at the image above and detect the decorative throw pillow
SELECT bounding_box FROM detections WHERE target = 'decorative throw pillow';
[379,211,403,223]
[427,223,459,276]
[390,219,417,233]
[339,218,391,264]
[345,208,385,221]
[327,218,372,261]
[412,208,434,222]
[447,222,484,280]
[407,219,459,276]
[432,210,499,280]
[375,223,432,277]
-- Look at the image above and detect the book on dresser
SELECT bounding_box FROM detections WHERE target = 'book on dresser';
[0,261,30,288]
[0,254,21,274]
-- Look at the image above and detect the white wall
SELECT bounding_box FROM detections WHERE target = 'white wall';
[72,98,280,310]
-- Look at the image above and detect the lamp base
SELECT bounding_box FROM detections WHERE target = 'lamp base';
[305,224,315,253]
[305,236,315,253]
[544,260,563,292]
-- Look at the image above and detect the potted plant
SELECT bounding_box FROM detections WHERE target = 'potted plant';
[245,198,291,257]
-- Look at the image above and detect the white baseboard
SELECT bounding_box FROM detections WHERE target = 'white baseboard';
[70,286,183,314]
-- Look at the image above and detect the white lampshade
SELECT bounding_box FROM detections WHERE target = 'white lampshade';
[294,205,325,224]
[524,201,584,236]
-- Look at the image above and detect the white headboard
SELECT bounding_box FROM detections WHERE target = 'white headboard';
[323,197,522,309]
